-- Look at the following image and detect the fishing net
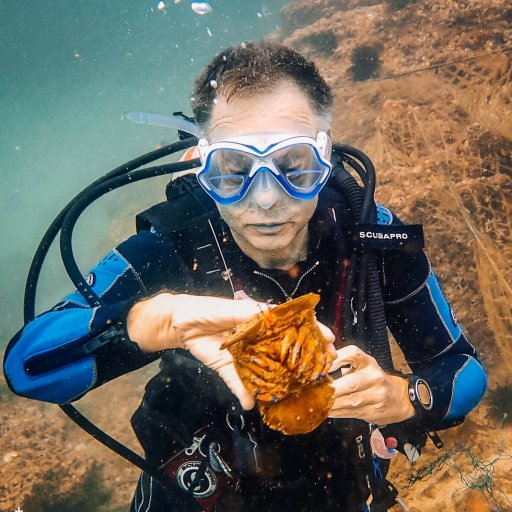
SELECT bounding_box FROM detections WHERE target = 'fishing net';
[406,415,512,511]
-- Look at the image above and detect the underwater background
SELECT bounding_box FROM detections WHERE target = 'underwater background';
[0,0,287,344]
[1,0,511,510]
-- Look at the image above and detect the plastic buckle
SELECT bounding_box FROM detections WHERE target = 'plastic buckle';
[83,326,125,354]
[370,479,399,511]
[427,430,444,449]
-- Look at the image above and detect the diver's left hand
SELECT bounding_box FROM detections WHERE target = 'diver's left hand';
[328,345,415,425]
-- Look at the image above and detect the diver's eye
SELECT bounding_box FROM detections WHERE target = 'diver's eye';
[206,174,246,195]
[215,150,253,175]
[272,145,325,190]
[272,145,313,173]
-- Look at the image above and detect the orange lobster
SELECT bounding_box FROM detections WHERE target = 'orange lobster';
[222,293,335,435]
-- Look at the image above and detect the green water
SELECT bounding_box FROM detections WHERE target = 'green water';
[0,0,288,346]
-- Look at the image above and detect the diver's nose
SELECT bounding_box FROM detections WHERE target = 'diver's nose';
[249,171,282,209]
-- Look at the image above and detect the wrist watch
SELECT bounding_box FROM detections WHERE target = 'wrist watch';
[407,376,433,420]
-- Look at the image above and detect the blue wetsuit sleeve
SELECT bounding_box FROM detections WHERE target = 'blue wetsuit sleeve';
[3,230,187,404]
[377,205,488,424]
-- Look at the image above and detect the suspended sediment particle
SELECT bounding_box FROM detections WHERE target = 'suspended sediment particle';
[191,2,212,15]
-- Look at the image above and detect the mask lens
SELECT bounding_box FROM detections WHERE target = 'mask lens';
[203,149,254,198]
[272,144,327,191]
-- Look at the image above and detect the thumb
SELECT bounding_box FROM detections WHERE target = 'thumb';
[203,298,269,332]
[317,321,335,343]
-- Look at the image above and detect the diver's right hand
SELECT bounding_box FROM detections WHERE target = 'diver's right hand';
[127,293,268,409]
[127,293,267,351]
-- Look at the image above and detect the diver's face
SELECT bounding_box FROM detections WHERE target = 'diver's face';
[208,82,320,268]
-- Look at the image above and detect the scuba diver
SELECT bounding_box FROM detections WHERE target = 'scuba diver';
[3,41,487,511]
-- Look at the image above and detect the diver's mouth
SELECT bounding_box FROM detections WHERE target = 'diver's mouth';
[251,223,287,234]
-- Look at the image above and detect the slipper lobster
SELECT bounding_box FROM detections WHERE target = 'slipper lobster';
[222,293,335,435]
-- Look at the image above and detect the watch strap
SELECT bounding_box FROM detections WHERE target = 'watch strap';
[407,375,433,421]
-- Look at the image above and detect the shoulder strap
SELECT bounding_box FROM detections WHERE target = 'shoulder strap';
[136,174,217,235]
[136,175,234,296]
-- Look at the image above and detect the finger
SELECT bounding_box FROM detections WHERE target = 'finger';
[317,321,335,344]
[186,337,231,371]
[216,298,271,328]
[191,297,270,333]
[309,341,331,380]
[217,364,256,410]
[331,371,374,398]
[326,342,337,358]
[328,402,374,421]
[321,351,336,376]
[329,345,368,373]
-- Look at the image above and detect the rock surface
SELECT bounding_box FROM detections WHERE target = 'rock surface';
[280,0,511,509]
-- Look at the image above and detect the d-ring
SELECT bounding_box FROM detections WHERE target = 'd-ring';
[226,412,245,431]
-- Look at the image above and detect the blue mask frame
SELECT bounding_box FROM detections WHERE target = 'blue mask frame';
[196,132,332,205]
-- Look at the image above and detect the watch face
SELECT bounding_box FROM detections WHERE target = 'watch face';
[416,380,433,410]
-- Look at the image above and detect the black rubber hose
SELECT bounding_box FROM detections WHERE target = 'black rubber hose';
[331,146,392,371]
[57,156,203,502]
[22,138,203,504]
[366,256,394,371]
[346,148,393,370]
[331,166,365,222]
[333,143,376,224]
[340,154,368,189]
[60,157,201,306]
[24,137,198,322]
[331,165,365,338]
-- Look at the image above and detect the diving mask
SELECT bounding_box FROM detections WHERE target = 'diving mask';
[196,132,332,206]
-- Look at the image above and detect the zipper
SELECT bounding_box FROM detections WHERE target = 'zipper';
[254,260,320,301]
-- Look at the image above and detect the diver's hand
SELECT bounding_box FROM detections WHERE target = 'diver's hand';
[328,345,414,424]
[127,293,267,351]
[127,293,267,409]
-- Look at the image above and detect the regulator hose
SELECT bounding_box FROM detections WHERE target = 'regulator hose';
[24,137,198,320]
[331,143,393,371]
[60,155,201,307]
[23,136,202,504]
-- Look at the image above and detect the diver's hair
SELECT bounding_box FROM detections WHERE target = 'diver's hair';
[191,40,333,132]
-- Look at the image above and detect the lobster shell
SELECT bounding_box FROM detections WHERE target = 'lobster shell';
[222,293,334,435]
